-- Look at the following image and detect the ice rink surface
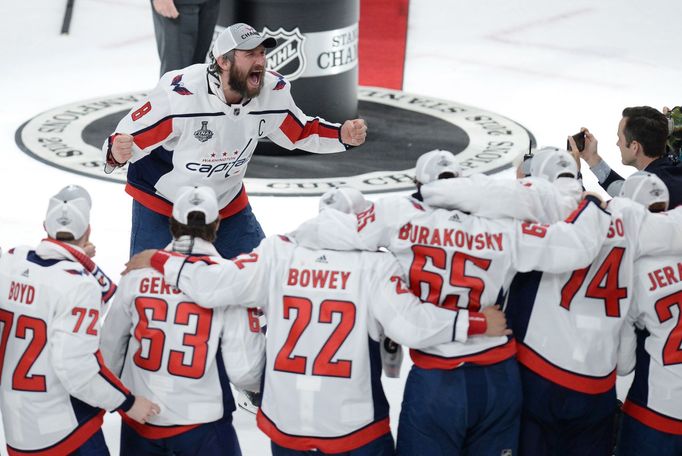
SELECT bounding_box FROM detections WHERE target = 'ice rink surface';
[1,0,681,453]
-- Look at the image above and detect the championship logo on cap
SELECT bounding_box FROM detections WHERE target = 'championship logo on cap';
[172,186,219,225]
[619,171,669,211]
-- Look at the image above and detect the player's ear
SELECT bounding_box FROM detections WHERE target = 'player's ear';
[217,56,231,72]
[77,225,91,246]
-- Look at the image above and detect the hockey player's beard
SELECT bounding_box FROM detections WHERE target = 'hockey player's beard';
[228,63,265,100]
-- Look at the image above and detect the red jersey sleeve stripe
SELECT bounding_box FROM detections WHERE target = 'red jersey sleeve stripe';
[132,118,173,150]
[564,199,589,224]
[279,113,340,143]
[95,350,130,396]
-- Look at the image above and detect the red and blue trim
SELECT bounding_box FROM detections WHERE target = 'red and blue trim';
[410,338,516,370]
[257,409,390,454]
[516,342,616,394]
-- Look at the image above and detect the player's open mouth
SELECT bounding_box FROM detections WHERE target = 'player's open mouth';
[248,70,262,87]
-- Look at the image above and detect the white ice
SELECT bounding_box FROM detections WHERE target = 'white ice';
[1,0,680,453]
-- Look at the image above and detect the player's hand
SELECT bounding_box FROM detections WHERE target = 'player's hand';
[83,242,96,258]
[152,0,179,18]
[122,250,157,275]
[577,127,601,168]
[341,119,367,146]
[126,396,161,424]
[582,191,607,209]
[481,305,512,337]
[111,134,135,165]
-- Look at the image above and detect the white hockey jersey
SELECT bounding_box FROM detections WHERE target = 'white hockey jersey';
[292,193,610,370]
[507,199,682,394]
[103,64,347,218]
[422,173,583,224]
[100,238,265,439]
[422,175,682,393]
[618,254,682,434]
[148,235,470,453]
[0,241,133,455]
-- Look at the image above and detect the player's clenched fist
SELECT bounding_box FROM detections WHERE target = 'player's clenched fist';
[481,305,513,337]
[341,119,367,146]
[126,396,161,424]
[112,134,135,164]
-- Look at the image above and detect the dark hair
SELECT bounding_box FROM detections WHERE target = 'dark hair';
[209,50,236,74]
[55,232,75,241]
[169,212,219,242]
[621,106,668,158]
[649,201,667,213]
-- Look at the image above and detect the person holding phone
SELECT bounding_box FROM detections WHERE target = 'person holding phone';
[572,106,682,208]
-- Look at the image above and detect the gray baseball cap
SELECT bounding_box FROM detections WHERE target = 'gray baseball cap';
[44,185,92,239]
[619,171,669,211]
[530,147,578,182]
[415,150,463,185]
[212,23,277,59]
[172,186,219,225]
[319,187,371,214]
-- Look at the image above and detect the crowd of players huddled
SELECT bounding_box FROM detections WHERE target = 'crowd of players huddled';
[0,104,681,456]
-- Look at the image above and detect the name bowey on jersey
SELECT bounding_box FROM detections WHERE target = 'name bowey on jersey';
[103,64,346,218]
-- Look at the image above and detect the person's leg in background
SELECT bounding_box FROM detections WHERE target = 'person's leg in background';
[151,0,201,76]
[213,204,265,259]
[130,200,173,257]
[193,0,220,64]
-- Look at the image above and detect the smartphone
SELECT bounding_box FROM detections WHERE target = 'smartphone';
[521,151,533,177]
[568,131,586,152]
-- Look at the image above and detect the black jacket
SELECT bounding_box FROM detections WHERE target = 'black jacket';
[601,156,682,209]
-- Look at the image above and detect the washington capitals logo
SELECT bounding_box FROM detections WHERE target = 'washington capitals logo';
[194,121,214,143]
[171,74,193,95]
[269,70,287,90]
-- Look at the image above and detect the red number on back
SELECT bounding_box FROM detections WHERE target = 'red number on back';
[409,246,490,311]
[409,245,446,304]
[133,297,212,378]
[655,290,682,366]
[312,300,355,378]
[560,247,627,317]
[168,302,212,379]
[0,310,14,382]
[13,316,47,392]
[274,297,311,374]
[133,297,168,372]
[274,297,356,378]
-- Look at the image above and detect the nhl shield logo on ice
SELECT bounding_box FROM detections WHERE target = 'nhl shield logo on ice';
[263,27,307,81]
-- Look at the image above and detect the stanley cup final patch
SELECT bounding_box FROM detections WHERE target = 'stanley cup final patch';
[194,121,214,143]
